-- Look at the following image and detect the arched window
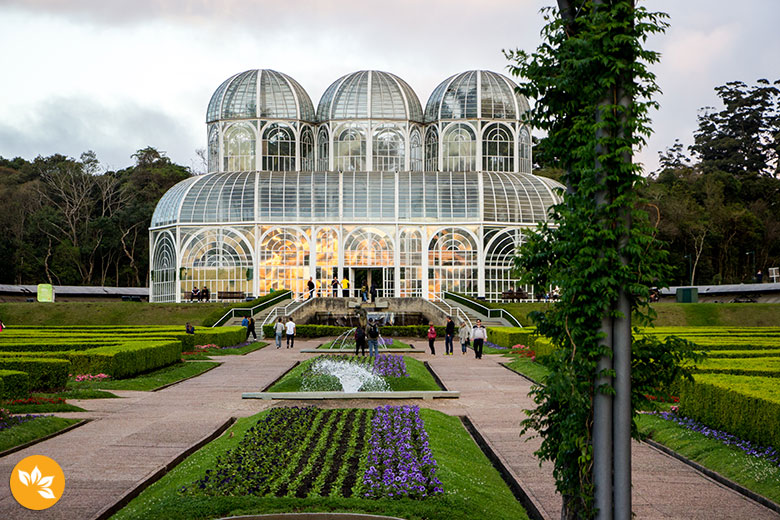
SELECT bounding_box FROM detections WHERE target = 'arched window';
[482,123,514,172]
[399,228,422,297]
[343,228,394,266]
[180,227,255,299]
[410,129,422,172]
[372,124,405,171]
[208,125,219,173]
[425,126,438,171]
[428,227,478,297]
[223,123,256,171]
[484,228,524,301]
[300,126,314,172]
[335,124,366,171]
[151,232,176,302]
[442,123,476,172]
[262,123,296,171]
[519,127,531,173]
[258,228,309,295]
[317,126,329,171]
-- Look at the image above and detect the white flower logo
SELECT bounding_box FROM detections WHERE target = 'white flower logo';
[18,466,56,499]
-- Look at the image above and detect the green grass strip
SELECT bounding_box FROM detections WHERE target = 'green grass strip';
[636,413,780,504]
[72,362,220,391]
[0,416,82,453]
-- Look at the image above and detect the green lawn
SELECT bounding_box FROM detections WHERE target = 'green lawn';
[636,413,780,504]
[0,416,82,453]
[267,355,441,392]
[1,399,85,413]
[317,339,415,350]
[503,356,551,383]
[69,361,221,392]
[110,408,529,520]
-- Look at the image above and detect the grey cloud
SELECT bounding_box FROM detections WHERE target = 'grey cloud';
[0,95,202,171]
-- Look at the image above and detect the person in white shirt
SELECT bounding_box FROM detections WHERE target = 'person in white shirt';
[471,319,487,359]
[285,317,296,349]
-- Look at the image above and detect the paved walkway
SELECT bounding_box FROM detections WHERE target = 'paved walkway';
[0,341,776,519]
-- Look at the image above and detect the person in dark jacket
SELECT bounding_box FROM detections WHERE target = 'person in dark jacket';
[354,326,367,356]
[370,282,378,302]
[444,316,455,355]
[246,317,257,341]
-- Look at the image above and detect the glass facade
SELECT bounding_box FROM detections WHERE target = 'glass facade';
[151,68,563,302]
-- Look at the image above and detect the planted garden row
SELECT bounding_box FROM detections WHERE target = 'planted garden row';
[184,406,442,500]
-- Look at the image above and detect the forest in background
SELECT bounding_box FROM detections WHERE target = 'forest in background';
[0,79,778,288]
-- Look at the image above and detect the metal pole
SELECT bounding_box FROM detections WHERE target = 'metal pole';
[613,286,632,519]
[594,315,614,520]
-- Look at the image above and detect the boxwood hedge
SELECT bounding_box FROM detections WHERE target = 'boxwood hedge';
[0,369,30,398]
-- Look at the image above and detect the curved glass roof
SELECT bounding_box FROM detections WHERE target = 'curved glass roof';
[317,70,423,123]
[206,69,315,123]
[151,170,563,227]
[424,70,530,122]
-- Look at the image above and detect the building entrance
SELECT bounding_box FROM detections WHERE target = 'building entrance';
[351,268,393,299]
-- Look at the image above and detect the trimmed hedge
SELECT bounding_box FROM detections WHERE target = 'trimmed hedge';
[486,327,537,349]
[0,369,30,398]
[695,357,780,378]
[65,341,182,379]
[0,358,70,391]
[680,374,780,449]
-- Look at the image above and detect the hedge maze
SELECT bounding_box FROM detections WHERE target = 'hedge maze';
[0,326,245,397]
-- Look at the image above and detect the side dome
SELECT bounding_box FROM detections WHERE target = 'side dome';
[317,70,423,122]
[206,69,315,123]
[483,172,565,223]
[424,70,530,122]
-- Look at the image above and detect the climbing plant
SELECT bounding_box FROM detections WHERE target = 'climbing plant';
[506,2,699,518]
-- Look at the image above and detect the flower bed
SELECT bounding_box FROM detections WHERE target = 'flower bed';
[363,405,443,499]
[184,406,441,500]
[0,408,48,432]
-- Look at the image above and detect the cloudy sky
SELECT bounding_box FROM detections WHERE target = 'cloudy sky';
[0,0,777,174]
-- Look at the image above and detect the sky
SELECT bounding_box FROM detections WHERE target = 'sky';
[0,0,778,174]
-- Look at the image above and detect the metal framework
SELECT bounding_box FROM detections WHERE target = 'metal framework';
[150,68,564,302]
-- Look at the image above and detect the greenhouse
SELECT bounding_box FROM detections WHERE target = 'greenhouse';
[149,69,563,302]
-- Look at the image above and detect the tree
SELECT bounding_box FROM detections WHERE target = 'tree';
[506,2,675,518]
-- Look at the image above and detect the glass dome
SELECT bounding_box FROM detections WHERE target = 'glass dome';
[424,70,530,122]
[206,69,315,123]
[317,70,423,123]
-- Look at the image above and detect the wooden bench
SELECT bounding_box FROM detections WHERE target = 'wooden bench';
[217,291,245,301]
[501,290,529,302]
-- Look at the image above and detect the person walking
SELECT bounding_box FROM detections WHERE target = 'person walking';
[471,319,487,359]
[458,320,470,355]
[285,317,296,348]
[366,318,380,357]
[274,317,284,348]
[444,316,455,355]
[370,282,378,302]
[354,325,367,356]
[246,317,257,341]
[241,316,249,328]
[307,277,316,299]
[427,324,437,355]
[342,277,350,297]
[331,276,340,297]
[0,318,4,332]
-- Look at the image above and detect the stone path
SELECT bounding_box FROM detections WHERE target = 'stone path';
[0,340,776,519]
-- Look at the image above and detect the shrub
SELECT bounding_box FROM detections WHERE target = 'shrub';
[0,358,70,390]
[0,369,29,398]
[679,374,780,450]
[486,327,537,349]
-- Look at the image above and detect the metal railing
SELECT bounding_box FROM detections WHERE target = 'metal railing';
[429,296,473,331]
[443,291,523,328]
[210,290,292,328]
[260,294,317,337]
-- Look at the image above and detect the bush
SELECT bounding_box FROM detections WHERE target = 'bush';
[679,374,780,449]
[486,327,537,349]
[0,369,29,398]
[0,358,70,391]
[65,341,182,379]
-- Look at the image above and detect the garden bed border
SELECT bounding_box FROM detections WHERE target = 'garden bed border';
[0,418,90,458]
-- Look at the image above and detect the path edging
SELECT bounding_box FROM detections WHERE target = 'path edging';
[0,418,90,459]
[459,415,548,520]
[94,417,236,520]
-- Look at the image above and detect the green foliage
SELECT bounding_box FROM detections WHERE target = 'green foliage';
[0,369,29,398]
[0,416,81,453]
[0,358,69,391]
[506,2,671,515]
[485,327,537,349]
[679,374,780,449]
[75,361,220,392]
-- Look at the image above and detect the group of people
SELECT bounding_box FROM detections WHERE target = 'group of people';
[426,316,488,359]
[304,276,379,300]
[271,317,296,348]
[353,318,381,356]
[190,286,211,302]
[241,316,257,341]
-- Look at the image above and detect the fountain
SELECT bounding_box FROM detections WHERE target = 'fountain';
[303,357,389,392]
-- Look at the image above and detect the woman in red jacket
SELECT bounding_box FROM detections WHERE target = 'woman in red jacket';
[427,324,437,355]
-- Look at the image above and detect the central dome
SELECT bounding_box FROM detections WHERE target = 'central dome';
[317,70,423,122]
